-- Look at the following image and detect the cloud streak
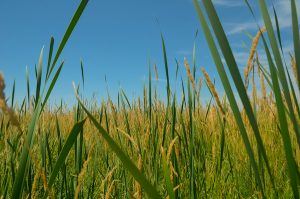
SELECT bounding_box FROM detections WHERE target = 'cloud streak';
[224,1,299,35]
[212,0,244,7]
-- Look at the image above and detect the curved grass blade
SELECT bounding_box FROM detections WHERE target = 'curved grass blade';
[161,33,170,103]
[11,80,15,108]
[161,147,175,199]
[35,47,44,107]
[258,0,300,148]
[41,61,64,111]
[46,36,54,80]
[12,100,42,199]
[201,0,276,193]
[48,119,86,187]
[80,59,85,88]
[26,65,30,105]
[291,0,300,89]
[73,82,162,199]
[261,35,299,198]
[48,0,89,77]
[193,0,265,195]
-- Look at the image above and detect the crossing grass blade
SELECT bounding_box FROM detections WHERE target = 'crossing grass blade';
[48,119,86,188]
[261,35,299,198]
[161,147,175,199]
[11,80,15,108]
[73,83,162,199]
[48,0,89,77]
[80,59,85,88]
[26,65,30,105]
[35,47,44,107]
[46,37,54,80]
[200,0,277,193]
[42,61,64,111]
[291,0,300,89]
[258,0,300,148]
[161,33,170,103]
[193,0,265,195]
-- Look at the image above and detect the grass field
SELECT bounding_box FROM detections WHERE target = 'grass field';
[0,0,300,198]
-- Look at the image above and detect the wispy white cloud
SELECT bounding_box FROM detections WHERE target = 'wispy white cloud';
[223,1,300,35]
[212,0,244,7]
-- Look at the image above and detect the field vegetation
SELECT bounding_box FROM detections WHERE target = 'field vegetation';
[0,0,300,198]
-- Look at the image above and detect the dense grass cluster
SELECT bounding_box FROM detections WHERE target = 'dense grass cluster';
[0,0,300,198]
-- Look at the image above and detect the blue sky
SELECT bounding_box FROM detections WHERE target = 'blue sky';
[0,0,297,106]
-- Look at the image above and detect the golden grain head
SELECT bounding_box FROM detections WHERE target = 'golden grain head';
[244,27,266,89]
[201,67,225,116]
[184,58,196,91]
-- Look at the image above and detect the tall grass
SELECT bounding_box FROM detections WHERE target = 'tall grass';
[0,0,299,198]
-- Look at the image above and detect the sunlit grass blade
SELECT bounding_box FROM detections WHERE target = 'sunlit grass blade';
[291,0,300,89]
[11,80,15,108]
[201,0,277,193]
[258,0,300,148]
[193,0,265,195]
[80,59,85,88]
[161,33,170,103]
[35,47,44,107]
[161,147,175,199]
[73,83,161,198]
[11,99,42,199]
[41,61,64,111]
[261,35,299,198]
[26,65,30,106]
[46,36,54,80]
[48,0,89,77]
[48,119,86,188]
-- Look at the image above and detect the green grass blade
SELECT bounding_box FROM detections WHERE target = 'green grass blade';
[26,65,30,106]
[35,47,44,107]
[48,119,86,187]
[11,80,15,108]
[161,148,176,199]
[291,0,300,89]
[46,36,54,80]
[73,83,162,199]
[41,61,64,111]
[161,33,170,103]
[48,0,89,77]
[201,0,276,193]
[261,35,299,198]
[80,59,85,88]
[12,101,42,199]
[193,0,265,195]
[258,0,300,148]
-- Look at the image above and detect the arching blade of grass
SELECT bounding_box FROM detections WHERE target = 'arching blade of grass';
[193,0,265,196]
[291,0,300,89]
[12,1,89,198]
[258,0,300,148]
[200,0,276,193]
[261,35,299,198]
[287,66,300,119]
[11,98,42,199]
[10,80,15,108]
[48,0,89,77]
[48,119,86,188]
[26,65,30,106]
[80,59,85,88]
[73,84,161,198]
[35,47,44,107]
[161,33,170,103]
[161,147,175,199]
[73,82,162,199]
[41,61,64,111]
[46,37,54,80]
